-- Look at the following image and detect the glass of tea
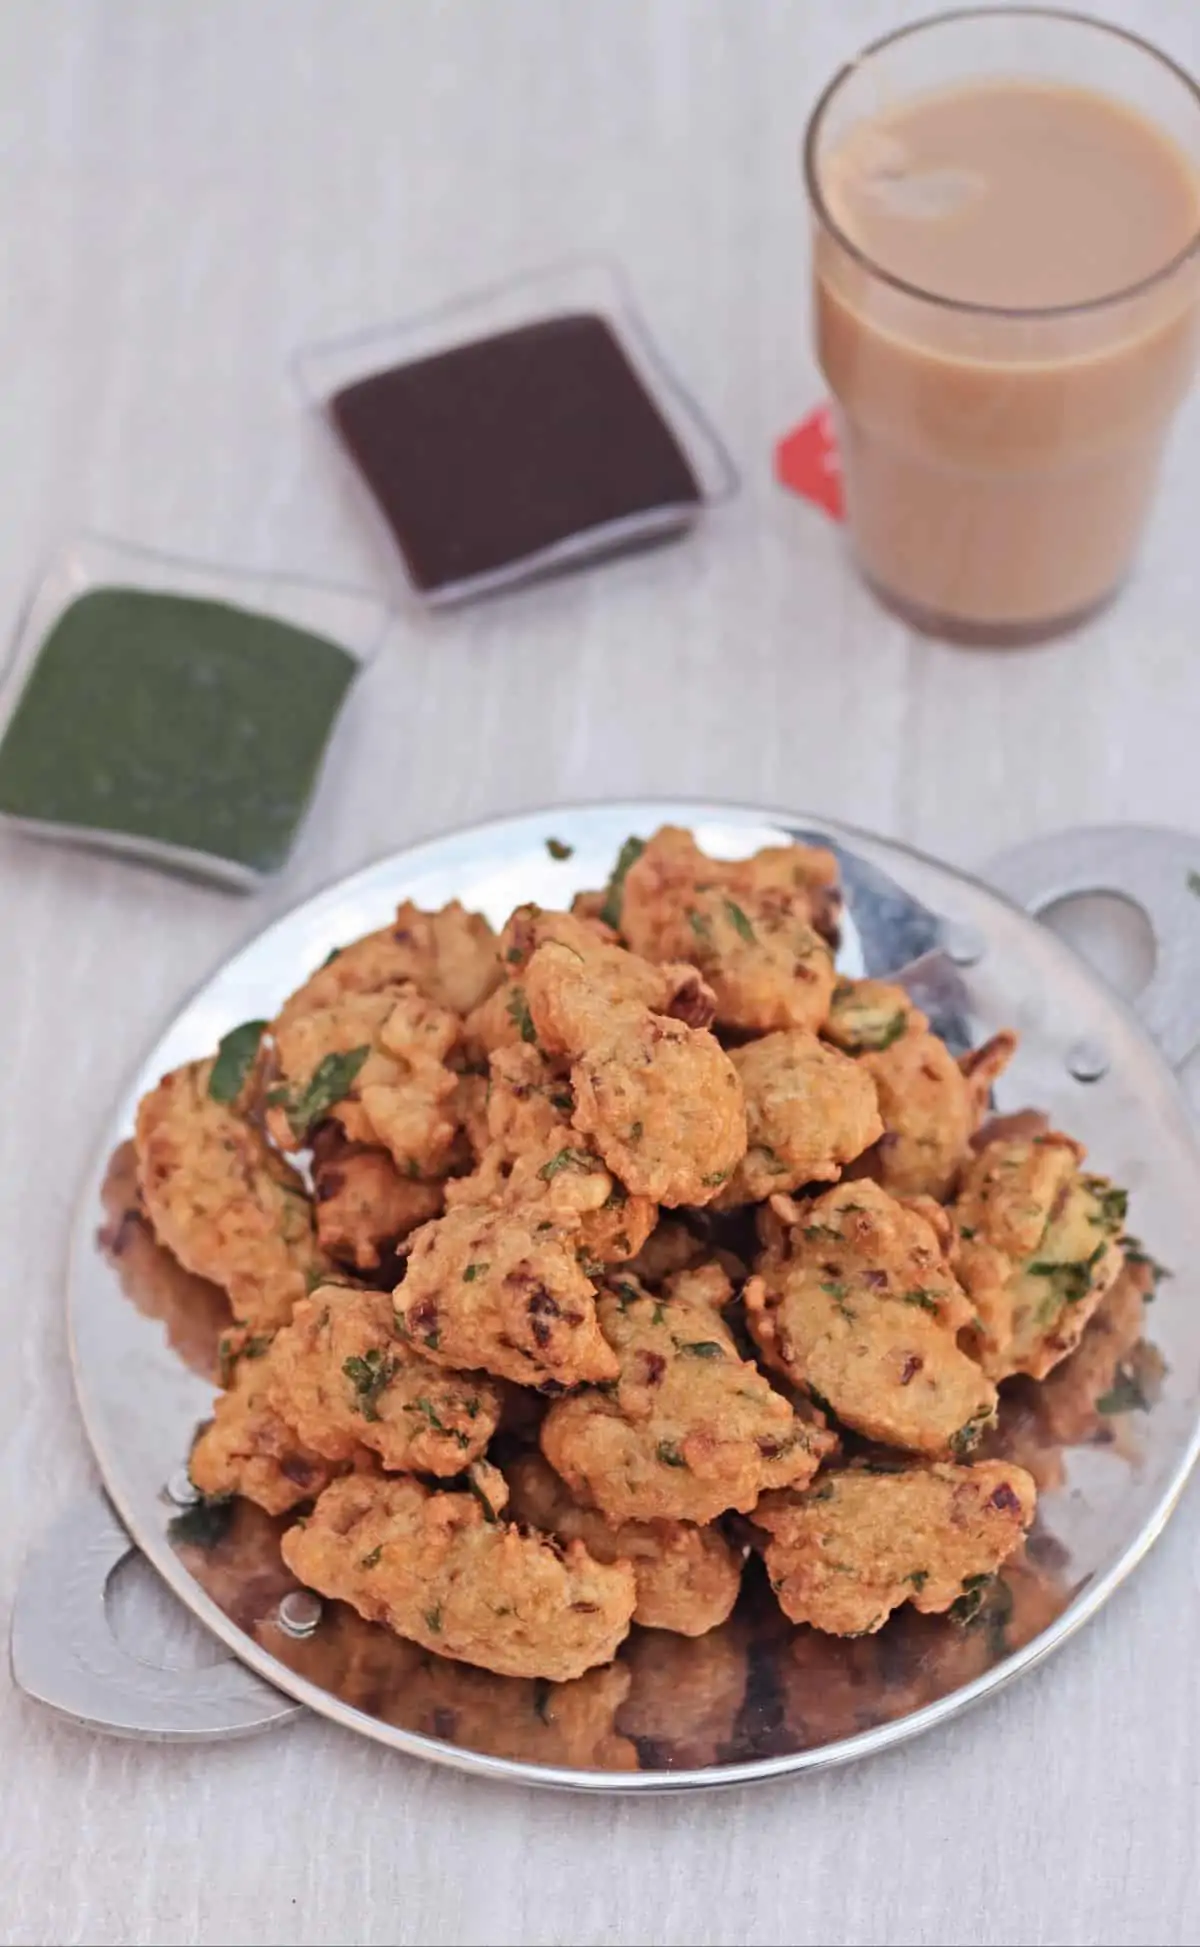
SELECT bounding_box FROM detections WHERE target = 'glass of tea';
[804,8,1200,643]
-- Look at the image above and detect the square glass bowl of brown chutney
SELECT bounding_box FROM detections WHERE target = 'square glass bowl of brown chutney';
[295,260,738,608]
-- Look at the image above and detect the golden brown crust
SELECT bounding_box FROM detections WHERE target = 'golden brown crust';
[266,1287,502,1474]
[721,838,842,924]
[716,1031,882,1207]
[498,903,714,1022]
[619,827,839,1034]
[311,1126,445,1270]
[456,1041,657,1264]
[861,1028,987,1201]
[394,1199,619,1389]
[462,977,532,1059]
[135,1059,323,1331]
[754,1459,1036,1635]
[868,1020,1020,1199]
[486,1040,577,1155]
[281,1471,636,1681]
[525,941,746,1207]
[662,1259,738,1312]
[189,1344,341,1514]
[463,907,713,1060]
[1031,1260,1155,1444]
[824,979,922,1055]
[540,1280,832,1523]
[505,1451,743,1636]
[130,831,1152,1694]
[952,1135,1127,1380]
[745,1181,996,1458]
[268,983,464,1177]
[826,980,1017,1200]
[276,901,501,1031]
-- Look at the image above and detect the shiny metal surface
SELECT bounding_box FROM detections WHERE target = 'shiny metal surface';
[277,1593,324,1641]
[48,803,1200,1786]
[10,1487,303,1741]
[986,823,1200,1068]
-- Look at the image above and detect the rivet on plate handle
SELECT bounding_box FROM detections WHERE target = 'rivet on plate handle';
[9,1488,303,1742]
[984,824,1200,1072]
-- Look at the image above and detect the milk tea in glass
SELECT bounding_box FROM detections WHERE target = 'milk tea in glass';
[805,10,1200,642]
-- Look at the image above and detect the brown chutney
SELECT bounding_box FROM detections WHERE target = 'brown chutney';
[329,312,702,596]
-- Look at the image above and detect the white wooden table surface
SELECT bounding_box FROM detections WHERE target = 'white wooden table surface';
[3,3,1200,1942]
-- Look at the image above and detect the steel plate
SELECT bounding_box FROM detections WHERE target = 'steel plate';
[68,801,1200,1790]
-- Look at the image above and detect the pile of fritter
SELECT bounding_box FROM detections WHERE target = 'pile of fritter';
[132,826,1135,1684]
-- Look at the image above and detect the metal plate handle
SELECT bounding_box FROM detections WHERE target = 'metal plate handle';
[985,824,1200,1071]
[10,1488,303,1741]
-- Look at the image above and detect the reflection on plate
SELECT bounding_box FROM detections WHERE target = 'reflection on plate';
[72,805,1200,1788]
[99,1087,1162,1772]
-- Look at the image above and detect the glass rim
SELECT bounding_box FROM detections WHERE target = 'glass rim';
[802,4,1200,321]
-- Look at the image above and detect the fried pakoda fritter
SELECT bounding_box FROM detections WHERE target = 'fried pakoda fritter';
[454,1041,656,1264]
[745,1181,996,1458]
[619,827,840,1035]
[464,905,713,1060]
[896,1552,1073,1714]
[662,887,836,1036]
[268,982,464,1181]
[1031,1259,1158,1446]
[281,1469,636,1681]
[753,1458,1036,1635]
[444,1140,655,1273]
[662,1258,738,1312]
[722,841,843,941]
[395,1199,618,1390]
[505,1451,742,1636]
[131,825,1162,1708]
[952,1134,1127,1381]
[265,1287,502,1474]
[826,980,1016,1200]
[540,1279,831,1524]
[618,825,840,944]
[276,900,501,1034]
[135,1059,323,1331]
[869,1025,1017,1202]
[189,1340,341,1515]
[484,1039,578,1155]
[500,902,716,1023]
[524,941,746,1206]
[311,1125,444,1270]
[715,1031,882,1207]
[462,977,546,1060]
[822,978,920,1056]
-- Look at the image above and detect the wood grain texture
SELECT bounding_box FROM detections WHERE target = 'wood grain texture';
[2,2,1199,1942]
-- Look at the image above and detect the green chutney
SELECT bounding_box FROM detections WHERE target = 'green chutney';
[0,587,358,878]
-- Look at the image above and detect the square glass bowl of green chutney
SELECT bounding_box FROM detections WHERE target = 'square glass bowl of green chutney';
[0,534,388,888]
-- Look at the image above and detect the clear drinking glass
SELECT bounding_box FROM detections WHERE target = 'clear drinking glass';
[804,9,1200,644]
